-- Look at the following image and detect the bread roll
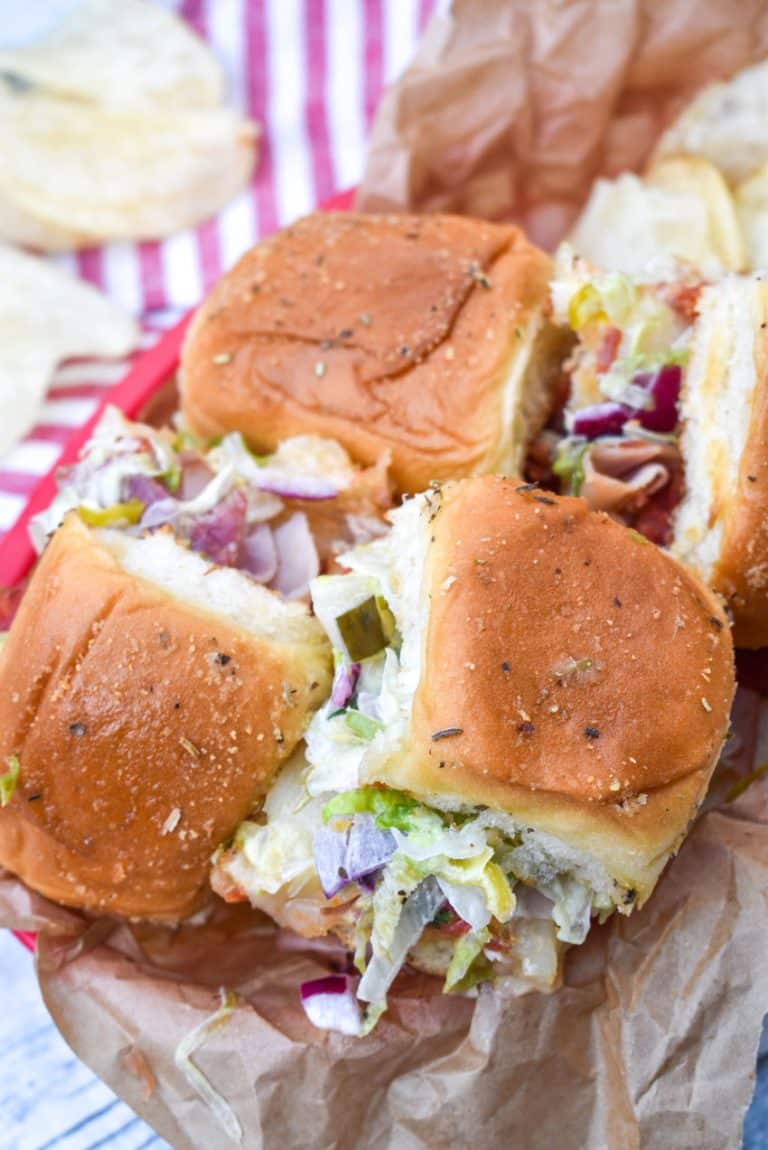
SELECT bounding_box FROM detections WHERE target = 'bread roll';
[0,514,331,919]
[180,212,569,493]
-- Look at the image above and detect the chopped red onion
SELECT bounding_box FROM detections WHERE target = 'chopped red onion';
[121,473,172,507]
[299,974,354,1001]
[630,364,682,433]
[189,489,248,567]
[178,453,215,501]
[313,814,395,898]
[251,468,338,501]
[300,975,362,1036]
[242,524,278,583]
[330,662,361,708]
[269,513,319,600]
[345,815,395,881]
[313,826,349,898]
[140,497,180,530]
[572,363,682,441]
[571,403,631,439]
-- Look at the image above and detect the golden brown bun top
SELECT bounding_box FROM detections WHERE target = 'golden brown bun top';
[406,478,734,807]
[180,211,554,493]
[0,516,331,920]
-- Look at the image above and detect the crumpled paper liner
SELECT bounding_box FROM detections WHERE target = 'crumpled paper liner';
[357,0,768,248]
[2,695,768,1150]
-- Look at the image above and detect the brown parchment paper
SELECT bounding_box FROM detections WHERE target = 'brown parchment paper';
[1,692,768,1150]
[357,0,768,248]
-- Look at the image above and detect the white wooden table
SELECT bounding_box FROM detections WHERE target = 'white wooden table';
[0,933,167,1150]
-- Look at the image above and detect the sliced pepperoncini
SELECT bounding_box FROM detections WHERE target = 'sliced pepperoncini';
[77,499,144,527]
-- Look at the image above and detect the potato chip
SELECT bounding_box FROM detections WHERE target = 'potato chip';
[653,61,768,185]
[0,181,83,251]
[735,162,768,269]
[0,244,138,455]
[645,155,747,271]
[568,172,733,278]
[0,0,223,110]
[0,86,258,247]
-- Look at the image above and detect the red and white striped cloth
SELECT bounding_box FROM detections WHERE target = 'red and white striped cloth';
[0,0,437,544]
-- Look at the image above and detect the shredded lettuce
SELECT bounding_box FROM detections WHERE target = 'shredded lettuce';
[174,988,242,1144]
[323,786,420,832]
[358,874,444,1004]
[566,273,636,330]
[160,463,182,492]
[545,876,593,944]
[444,928,491,992]
[552,439,588,496]
[344,711,383,741]
[0,753,19,806]
[436,877,492,932]
[353,900,373,974]
[391,815,487,862]
[368,853,425,956]
[304,708,369,797]
[434,854,515,924]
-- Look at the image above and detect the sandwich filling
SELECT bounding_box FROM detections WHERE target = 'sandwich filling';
[532,246,703,544]
[212,497,635,1035]
[30,406,391,599]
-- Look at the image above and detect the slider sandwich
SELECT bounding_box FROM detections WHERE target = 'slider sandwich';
[0,513,332,918]
[543,249,768,646]
[180,212,572,494]
[213,477,734,1033]
[0,404,373,918]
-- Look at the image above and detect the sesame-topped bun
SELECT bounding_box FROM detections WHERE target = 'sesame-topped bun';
[0,514,331,920]
[179,212,570,494]
[673,275,768,647]
[370,477,734,905]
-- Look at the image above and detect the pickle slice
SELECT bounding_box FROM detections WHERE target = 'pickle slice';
[336,595,394,661]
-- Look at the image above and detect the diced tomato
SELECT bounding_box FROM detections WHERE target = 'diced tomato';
[595,326,622,373]
[438,915,471,938]
[656,282,703,323]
